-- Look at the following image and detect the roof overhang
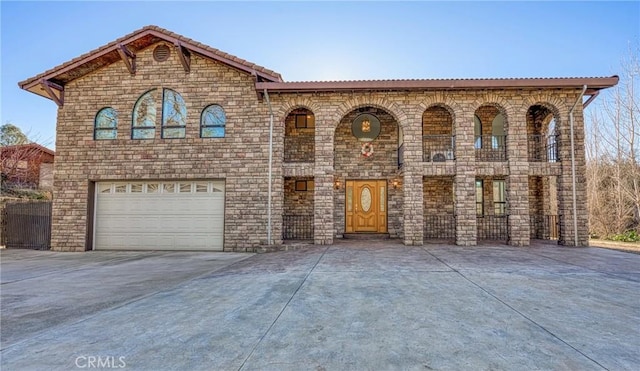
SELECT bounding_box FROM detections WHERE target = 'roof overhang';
[18,26,283,104]
[256,76,619,97]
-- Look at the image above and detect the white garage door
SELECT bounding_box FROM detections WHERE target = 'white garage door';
[94,180,225,251]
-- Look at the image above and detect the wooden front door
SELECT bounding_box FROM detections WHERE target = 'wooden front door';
[345,180,387,233]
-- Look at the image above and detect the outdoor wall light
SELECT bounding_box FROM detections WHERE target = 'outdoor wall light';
[391,178,400,189]
[334,179,342,190]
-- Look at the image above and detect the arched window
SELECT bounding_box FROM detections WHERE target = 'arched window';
[547,118,558,162]
[474,115,482,149]
[132,90,157,139]
[201,104,226,138]
[162,89,187,139]
[94,107,118,140]
[491,113,505,149]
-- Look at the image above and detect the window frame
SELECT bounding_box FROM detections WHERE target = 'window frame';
[295,180,314,192]
[294,113,315,129]
[161,88,187,139]
[94,107,118,140]
[493,179,507,216]
[475,179,484,217]
[200,104,226,138]
[474,115,482,149]
[132,89,158,140]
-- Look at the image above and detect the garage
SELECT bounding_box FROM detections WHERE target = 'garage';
[94,180,225,251]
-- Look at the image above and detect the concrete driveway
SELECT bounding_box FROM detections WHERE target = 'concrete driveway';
[1,241,638,370]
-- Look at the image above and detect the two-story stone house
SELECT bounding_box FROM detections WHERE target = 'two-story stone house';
[19,26,618,252]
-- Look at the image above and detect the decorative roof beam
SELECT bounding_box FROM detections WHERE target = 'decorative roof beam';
[583,91,600,109]
[174,41,191,73]
[117,43,136,75]
[40,79,64,107]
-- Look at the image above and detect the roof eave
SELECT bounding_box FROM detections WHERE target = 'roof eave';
[255,76,619,95]
[18,26,283,100]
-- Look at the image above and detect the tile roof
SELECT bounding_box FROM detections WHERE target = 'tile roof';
[256,76,619,95]
[19,25,283,91]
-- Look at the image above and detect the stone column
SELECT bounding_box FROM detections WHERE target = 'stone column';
[314,117,334,245]
[557,101,589,246]
[400,115,424,246]
[454,108,477,246]
[506,108,530,246]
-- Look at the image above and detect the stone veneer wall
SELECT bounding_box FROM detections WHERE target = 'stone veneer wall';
[284,177,314,216]
[51,42,280,251]
[423,177,454,239]
[333,108,403,238]
[51,40,592,251]
[284,110,315,162]
[529,177,544,216]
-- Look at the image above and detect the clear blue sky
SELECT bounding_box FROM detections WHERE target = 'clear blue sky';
[1,1,638,149]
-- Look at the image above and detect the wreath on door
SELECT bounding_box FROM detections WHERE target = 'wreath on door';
[361,142,374,157]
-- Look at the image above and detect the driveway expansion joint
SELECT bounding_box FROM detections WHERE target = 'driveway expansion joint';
[237,245,330,371]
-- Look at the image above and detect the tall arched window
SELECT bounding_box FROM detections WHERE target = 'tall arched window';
[162,89,187,138]
[547,118,558,162]
[132,90,157,139]
[491,113,505,149]
[94,107,118,140]
[201,104,226,138]
[474,115,482,149]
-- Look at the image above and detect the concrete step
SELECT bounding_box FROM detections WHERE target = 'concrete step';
[343,233,390,240]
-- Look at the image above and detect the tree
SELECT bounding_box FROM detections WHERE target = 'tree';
[586,43,640,238]
[0,123,29,146]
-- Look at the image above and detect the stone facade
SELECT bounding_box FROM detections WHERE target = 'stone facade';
[50,42,275,251]
[22,27,606,251]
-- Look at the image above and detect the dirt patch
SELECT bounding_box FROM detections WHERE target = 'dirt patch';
[590,239,640,254]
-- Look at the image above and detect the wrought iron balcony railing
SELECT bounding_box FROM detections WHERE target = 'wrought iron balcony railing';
[423,135,455,162]
[477,215,508,240]
[530,214,559,240]
[475,135,507,162]
[528,135,559,162]
[424,214,456,239]
[283,214,314,240]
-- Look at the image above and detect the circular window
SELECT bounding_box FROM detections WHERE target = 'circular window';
[153,45,171,62]
[352,113,381,142]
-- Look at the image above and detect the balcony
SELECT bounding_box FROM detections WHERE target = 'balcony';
[528,135,559,162]
[475,135,506,162]
[423,135,455,162]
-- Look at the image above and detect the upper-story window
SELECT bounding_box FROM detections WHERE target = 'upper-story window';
[474,115,482,149]
[95,107,118,140]
[132,89,157,139]
[162,89,187,139]
[201,104,226,138]
[491,113,506,149]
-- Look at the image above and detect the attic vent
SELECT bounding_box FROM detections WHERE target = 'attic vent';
[153,45,170,62]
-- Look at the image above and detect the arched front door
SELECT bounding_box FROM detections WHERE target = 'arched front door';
[345,180,387,233]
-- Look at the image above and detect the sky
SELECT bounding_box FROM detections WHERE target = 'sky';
[1,1,639,149]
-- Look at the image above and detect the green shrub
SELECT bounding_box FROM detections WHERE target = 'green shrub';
[607,230,640,243]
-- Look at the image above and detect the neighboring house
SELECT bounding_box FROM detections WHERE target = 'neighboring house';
[18,25,618,252]
[1,143,55,189]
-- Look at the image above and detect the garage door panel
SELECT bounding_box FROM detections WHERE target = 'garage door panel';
[95,181,225,251]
